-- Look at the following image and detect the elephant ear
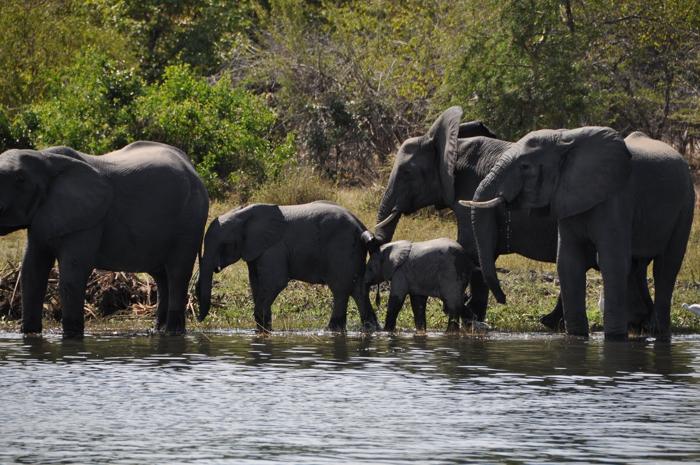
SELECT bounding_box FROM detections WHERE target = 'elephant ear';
[382,240,412,279]
[32,154,113,239]
[552,127,631,219]
[458,121,498,139]
[240,204,287,262]
[428,106,463,206]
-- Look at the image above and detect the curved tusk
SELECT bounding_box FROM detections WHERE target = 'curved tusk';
[374,210,400,230]
[458,197,504,209]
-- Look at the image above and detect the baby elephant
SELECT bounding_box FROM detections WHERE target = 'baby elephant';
[197,201,380,332]
[365,238,474,332]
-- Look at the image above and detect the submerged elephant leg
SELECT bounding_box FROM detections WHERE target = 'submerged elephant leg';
[151,271,169,331]
[20,239,55,334]
[409,294,428,332]
[385,293,407,332]
[248,260,286,332]
[443,298,462,334]
[57,264,91,338]
[57,232,99,338]
[650,225,690,341]
[556,233,590,337]
[625,259,652,335]
[328,290,350,332]
[465,272,489,322]
[350,282,379,332]
[163,268,191,335]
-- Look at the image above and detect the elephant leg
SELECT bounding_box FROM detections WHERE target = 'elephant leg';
[465,271,489,322]
[350,282,379,332]
[385,292,407,332]
[651,247,687,342]
[163,265,192,335]
[409,294,428,332]
[151,271,169,331]
[444,298,462,334]
[557,234,590,337]
[328,290,350,332]
[597,249,631,341]
[248,261,286,333]
[20,239,55,334]
[540,295,564,331]
[163,237,200,334]
[57,232,99,338]
[625,259,652,335]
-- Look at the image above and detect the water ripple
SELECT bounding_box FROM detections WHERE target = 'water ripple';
[0,332,698,464]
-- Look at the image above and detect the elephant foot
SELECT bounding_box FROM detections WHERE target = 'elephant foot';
[415,328,427,336]
[604,332,628,342]
[361,320,379,333]
[326,319,346,333]
[21,325,43,336]
[62,328,85,339]
[540,313,564,331]
[445,321,460,334]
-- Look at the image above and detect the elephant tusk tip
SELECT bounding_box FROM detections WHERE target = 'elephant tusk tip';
[459,197,504,208]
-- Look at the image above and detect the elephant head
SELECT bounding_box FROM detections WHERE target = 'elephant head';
[197,204,286,321]
[461,127,631,302]
[0,149,112,238]
[374,106,497,243]
[364,240,412,285]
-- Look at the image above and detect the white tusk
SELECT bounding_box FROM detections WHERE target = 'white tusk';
[374,211,400,230]
[458,197,504,209]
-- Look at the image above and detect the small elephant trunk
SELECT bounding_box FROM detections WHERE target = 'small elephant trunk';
[197,253,214,322]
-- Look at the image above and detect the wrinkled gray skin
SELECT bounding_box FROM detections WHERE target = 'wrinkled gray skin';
[0,142,209,337]
[374,106,559,321]
[197,201,380,332]
[364,238,474,332]
[468,128,695,341]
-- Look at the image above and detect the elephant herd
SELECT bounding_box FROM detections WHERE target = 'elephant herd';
[0,106,694,341]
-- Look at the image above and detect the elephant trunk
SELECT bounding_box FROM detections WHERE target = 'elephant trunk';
[197,250,215,322]
[469,163,512,304]
[375,180,401,243]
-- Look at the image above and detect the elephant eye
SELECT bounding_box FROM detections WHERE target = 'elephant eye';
[520,163,531,171]
[15,173,25,184]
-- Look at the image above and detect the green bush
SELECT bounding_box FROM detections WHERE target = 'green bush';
[134,64,295,198]
[28,51,143,154]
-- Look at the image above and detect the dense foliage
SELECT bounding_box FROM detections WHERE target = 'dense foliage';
[1,0,697,196]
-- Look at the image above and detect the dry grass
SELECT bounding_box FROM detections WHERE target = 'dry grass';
[0,174,698,335]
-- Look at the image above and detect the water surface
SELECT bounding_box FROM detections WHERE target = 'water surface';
[1,332,699,464]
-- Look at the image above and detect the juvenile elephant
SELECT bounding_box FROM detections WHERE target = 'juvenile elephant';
[364,238,474,332]
[0,142,209,337]
[196,201,380,332]
[464,128,695,340]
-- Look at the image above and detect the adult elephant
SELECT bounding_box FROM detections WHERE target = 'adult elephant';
[0,142,209,337]
[374,106,559,321]
[464,128,695,340]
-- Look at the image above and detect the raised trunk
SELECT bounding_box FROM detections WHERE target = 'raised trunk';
[375,181,401,243]
[471,169,509,304]
[196,252,215,322]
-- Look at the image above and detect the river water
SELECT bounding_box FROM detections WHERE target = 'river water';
[0,332,698,464]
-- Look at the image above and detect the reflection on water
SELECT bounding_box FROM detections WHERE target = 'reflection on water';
[1,332,699,464]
